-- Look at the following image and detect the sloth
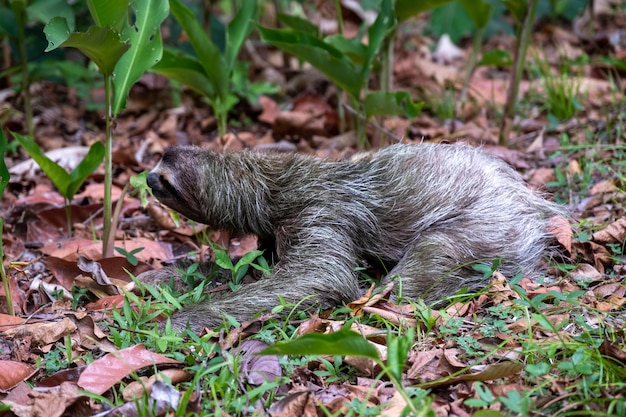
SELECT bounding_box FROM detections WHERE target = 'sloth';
[141,143,562,333]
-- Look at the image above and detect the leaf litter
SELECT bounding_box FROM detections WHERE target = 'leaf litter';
[1,2,626,416]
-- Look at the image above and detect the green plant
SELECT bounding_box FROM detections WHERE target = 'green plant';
[44,0,168,257]
[12,132,104,237]
[259,326,433,415]
[150,0,256,137]
[115,246,144,267]
[213,246,270,292]
[530,54,584,122]
[0,128,12,316]
[259,0,422,147]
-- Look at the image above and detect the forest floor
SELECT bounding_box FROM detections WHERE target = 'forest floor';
[1,2,626,417]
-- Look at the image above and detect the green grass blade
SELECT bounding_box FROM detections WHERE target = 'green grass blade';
[0,129,9,196]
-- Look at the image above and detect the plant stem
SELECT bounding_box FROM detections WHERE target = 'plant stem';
[500,0,538,145]
[334,0,344,35]
[458,26,484,112]
[14,2,33,138]
[64,198,72,238]
[0,219,14,315]
[102,74,114,257]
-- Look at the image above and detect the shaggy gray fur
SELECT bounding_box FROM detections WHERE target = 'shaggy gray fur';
[142,143,561,333]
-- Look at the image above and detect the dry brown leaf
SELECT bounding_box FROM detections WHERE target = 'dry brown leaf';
[77,344,181,395]
[0,360,37,390]
[420,361,524,389]
[593,218,626,244]
[548,215,573,254]
[3,318,77,347]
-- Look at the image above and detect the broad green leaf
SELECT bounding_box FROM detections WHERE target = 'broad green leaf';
[0,130,9,197]
[45,22,129,76]
[67,141,105,198]
[113,0,168,115]
[234,250,264,272]
[459,0,492,29]
[395,0,455,22]
[258,26,362,99]
[363,91,422,119]
[430,2,474,43]
[225,3,257,71]
[0,6,17,38]
[324,35,367,66]
[362,0,395,80]
[276,12,319,36]
[13,132,71,198]
[477,49,512,67]
[151,48,215,99]
[501,0,527,24]
[87,0,128,31]
[259,328,379,360]
[214,250,234,271]
[43,16,72,51]
[170,0,228,102]
[28,0,75,28]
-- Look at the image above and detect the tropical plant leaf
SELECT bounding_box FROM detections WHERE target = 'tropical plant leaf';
[67,141,105,198]
[258,26,362,99]
[225,2,257,71]
[363,91,422,119]
[151,48,215,99]
[113,0,168,115]
[259,328,379,360]
[395,0,455,22]
[87,0,128,32]
[459,0,493,29]
[44,21,129,77]
[169,0,228,102]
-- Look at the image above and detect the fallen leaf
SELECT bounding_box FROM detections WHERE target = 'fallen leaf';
[77,344,181,395]
[0,360,37,390]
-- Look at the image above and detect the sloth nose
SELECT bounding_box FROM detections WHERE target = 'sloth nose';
[146,172,160,191]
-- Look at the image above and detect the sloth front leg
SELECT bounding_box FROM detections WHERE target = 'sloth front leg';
[169,226,362,333]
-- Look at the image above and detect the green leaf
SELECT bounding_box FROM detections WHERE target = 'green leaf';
[113,0,168,115]
[395,0,455,22]
[276,12,319,36]
[259,328,380,360]
[363,91,422,119]
[67,141,104,198]
[477,49,512,67]
[214,250,234,271]
[87,0,128,31]
[459,0,493,29]
[13,132,71,199]
[151,48,215,99]
[233,250,264,272]
[225,2,257,71]
[387,328,413,382]
[258,26,362,99]
[0,129,10,197]
[28,0,75,27]
[324,35,367,66]
[362,0,396,80]
[169,0,228,102]
[44,22,129,76]
[501,0,527,24]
